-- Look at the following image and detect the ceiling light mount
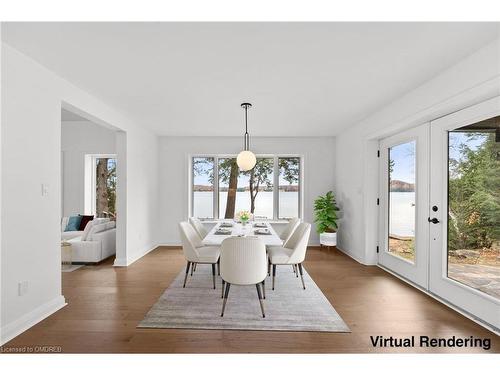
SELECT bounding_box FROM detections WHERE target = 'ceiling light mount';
[237,102,256,171]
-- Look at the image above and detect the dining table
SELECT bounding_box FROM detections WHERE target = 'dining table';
[203,221,283,247]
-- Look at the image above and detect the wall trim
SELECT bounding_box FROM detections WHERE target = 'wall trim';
[0,295,67,345]
[113,242,158,267]
[335,246,373,266]
[156,241,322,248]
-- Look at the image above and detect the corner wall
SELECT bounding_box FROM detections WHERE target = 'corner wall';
[0,43,159,344]
[335,39,500,265]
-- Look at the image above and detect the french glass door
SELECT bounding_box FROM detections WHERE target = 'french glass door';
[378,123,429,288]
[429,97,499,329]
[379,96,500,331]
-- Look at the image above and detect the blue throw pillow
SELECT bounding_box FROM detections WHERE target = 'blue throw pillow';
[65,216,82,232]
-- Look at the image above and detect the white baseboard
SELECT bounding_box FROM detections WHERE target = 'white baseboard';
[334,246,371,265]
[0,295,67,345]
[157,242,322,248]
[113,243,158,267]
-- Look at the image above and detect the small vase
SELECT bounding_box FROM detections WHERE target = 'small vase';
[241,220,247,227]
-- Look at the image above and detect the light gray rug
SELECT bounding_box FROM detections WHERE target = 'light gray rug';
[138,264,350,332]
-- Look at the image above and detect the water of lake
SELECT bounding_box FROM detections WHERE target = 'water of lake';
[389,192,415,237]
[194,191,415,237]
[193,191,298,219]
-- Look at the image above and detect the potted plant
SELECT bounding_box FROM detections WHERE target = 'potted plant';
[314,191,339,247]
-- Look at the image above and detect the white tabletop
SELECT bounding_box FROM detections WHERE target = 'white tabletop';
[203,221,283,247]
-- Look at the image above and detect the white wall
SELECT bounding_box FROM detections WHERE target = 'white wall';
[0,43,159,344]
[61,120,116,217]
[335,39,500,265]
[158,136,336,245]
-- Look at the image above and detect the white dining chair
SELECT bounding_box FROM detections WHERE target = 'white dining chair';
[189,217,208,239]
[279,217,300,243]
[276,217,301,275]
[219,237,267,318]
[267,222,311,290]
[179,222,220,289]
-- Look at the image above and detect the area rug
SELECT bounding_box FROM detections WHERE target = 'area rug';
[138,265,350,332]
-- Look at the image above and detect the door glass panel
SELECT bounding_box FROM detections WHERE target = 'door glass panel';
[447,117,500,299]
[388,141,416,262]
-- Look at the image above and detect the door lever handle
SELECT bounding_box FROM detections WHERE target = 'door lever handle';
[428,217,440,224]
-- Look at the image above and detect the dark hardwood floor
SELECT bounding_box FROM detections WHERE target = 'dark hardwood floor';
[2,247,499,353]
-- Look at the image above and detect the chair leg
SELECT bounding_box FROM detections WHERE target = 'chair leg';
[268,258,271,276]
[298,263,306,290]
[295,264,299,277]
[217,258,220,276]
[211,263,216,289]
[272,264,277,290]
[221,279,225,298]
[221,283,231,317]
[256,283,265,318]
[262,280,266,299]
[183,261,191,288]
[292,264,296,274]
[191,262,196,276]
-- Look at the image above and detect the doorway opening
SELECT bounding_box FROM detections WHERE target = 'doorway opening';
[60,106,122,269]
[378,96,500,331]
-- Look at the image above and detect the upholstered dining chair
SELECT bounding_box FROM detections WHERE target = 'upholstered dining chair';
[178,222,220,289]
[189,217,208,239]
[219,237,267,318]
[279,217,300,244]
[267,222,311,290]
[276,217,301,275]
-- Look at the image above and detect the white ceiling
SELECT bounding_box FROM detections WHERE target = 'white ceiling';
[3,22,499,136]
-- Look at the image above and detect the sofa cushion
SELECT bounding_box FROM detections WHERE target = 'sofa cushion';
[65,216,82,231]
[61,231,83,240]
[105,221,116,230]
[78,215,94,231]
[89,223,108,236]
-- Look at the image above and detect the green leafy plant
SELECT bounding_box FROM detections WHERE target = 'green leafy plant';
[314,191,339,234]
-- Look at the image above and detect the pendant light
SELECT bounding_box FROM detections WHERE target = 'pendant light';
[237,102,257,171]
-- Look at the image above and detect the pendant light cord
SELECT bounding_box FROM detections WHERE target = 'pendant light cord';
[244,104,249,151]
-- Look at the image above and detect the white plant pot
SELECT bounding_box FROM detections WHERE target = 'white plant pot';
[320,232,337,246]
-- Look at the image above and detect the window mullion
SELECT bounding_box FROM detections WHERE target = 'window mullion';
[273,156,279,220]
[213,157,219,220]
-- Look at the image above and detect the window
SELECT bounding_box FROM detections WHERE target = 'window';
[278,157,300,219]
[191,155,301,220]
[192,157,215,219]
[85,154,117,218]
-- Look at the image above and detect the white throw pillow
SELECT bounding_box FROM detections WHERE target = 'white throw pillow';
[81,220,94,241]
[105,221,116,230]
[61,217,69,232]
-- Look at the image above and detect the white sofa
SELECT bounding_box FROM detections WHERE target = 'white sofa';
[61,217,116,263]
[61,216,84,240]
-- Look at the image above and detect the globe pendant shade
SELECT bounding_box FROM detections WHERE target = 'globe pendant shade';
[237,150,256,171]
